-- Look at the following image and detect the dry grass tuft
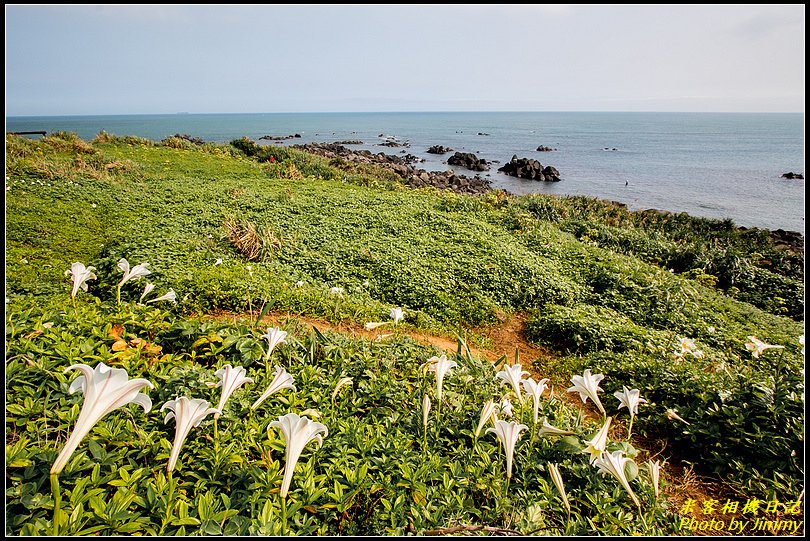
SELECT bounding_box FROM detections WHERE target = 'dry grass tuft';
[224,217,282,261]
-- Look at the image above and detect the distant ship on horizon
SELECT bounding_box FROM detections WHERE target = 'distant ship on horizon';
[176,111,190,115]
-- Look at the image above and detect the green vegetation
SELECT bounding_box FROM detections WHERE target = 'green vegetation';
[5,132,804,535]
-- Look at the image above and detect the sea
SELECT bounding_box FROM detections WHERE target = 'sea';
[6,112,805,233]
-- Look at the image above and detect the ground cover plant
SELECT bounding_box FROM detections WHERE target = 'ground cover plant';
[5,132,804,535]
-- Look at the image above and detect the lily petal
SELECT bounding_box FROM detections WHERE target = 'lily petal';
[51,362,154,475]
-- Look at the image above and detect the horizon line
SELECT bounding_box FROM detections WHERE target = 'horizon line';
[7,109,806,118]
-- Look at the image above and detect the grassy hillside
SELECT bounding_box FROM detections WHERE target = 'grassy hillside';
[5,132,804,535]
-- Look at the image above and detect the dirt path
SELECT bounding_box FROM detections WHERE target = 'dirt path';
[202,309,756,535]
[210,309,556,374]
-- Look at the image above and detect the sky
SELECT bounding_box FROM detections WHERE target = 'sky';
[4,4,806,115]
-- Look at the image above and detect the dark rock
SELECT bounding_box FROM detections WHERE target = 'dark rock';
[536,145,556,151]
[478,132,490,136]
[447,152,490,171]
[169,133,205,145]
[771,228,804,253]
[260,134,298,141]
[291,142,492,195]
[781,172,804,180]
[294,134,301,138]
[333,140,363,145]
[427,145,453,154]
[498,155,561,181]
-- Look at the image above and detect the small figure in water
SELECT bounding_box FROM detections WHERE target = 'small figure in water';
[625,180,629,187]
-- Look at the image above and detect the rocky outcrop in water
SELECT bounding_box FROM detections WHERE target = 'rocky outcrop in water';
[292,143,491,195]
[498,155,561,181]
[781,172,804,180]
[260,134,301,141]
[536,145,556,152]
[169,134,205,145]
[427,145,453,154]
[447,152,490,171]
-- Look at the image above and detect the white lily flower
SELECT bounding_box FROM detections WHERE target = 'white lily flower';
[331,377,353,401]
[161,397,219,473]
[538,418,575,437]
[269,413,328,498]
[422,394,431,431]
[146,288,177,305]
[294,280,304,287]
[583,417,612,464]
[666,408,690,425]
[567,369,606,416]
[474,399,497,438]
[51,362,154,475]
[117,258,151,287]
[522,377,550,425]
[139,283,155,303]
[389,307,404,325]
[261,326,288,359]
[676,336,704,358]
[707,326,715,334]
[214,258,223,266]
[548,463,571,514]
[496,363,530,404]
[64,262,97,300]
[213,364,254,419]
[329,287,344,296]
[799,334,804,356]
[496,397,514,419]
[745,335,784,358]
[647,460,661,499]
[251,366,296,410]
[364,321,388,331]
[486,419,529,479]
[426,355,457,402]
[614,386,646,418]
[594,450,641,508]
[678,337,698,352]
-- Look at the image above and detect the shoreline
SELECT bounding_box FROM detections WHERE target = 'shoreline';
[286,141,805,250]
[6,111,803,233]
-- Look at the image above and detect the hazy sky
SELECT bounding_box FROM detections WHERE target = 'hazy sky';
[5,4,806,115]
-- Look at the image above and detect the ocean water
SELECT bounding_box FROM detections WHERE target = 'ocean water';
[6,112,805,232]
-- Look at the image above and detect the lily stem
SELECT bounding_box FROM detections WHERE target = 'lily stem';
[281,495,288,534]
[627,416,634,440]
[50,473,61,536]
[214,418,219,454]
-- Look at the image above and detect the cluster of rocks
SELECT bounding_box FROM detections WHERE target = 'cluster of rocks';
[427,145,453,154]
[292,143,491,195]
[769,228,804,253]
[259,134,302,141]
[781,172,803,180]
[333,140,363,145]
[536,145,556,152]
[498,155,561,181]
[447,151,490,171]
[168,133,205,145]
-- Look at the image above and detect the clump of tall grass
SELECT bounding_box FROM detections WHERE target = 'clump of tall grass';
[224,216,282,261]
